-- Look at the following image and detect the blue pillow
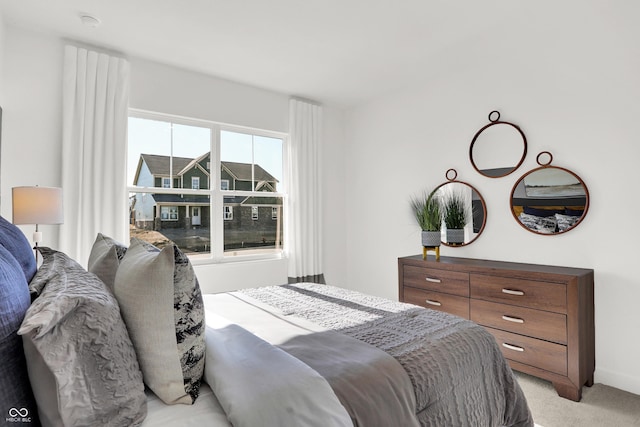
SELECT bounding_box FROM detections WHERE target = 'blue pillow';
[0,244,39,425]
[564,207,584,217]
[522,206,564,218]
[0,216,37,283]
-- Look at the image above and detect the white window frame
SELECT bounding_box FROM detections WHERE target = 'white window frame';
[224,206,233,221]
[251,206,259,220]
[161,206,179,221]
[128,109,287,264]
[220,179,229,191]
[192,176,200,190]
[272,207,278,220]
[162,177,171,188]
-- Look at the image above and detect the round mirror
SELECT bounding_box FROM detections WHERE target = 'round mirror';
[433,169,487,246]
[510,152,589,235]
[470,111,527,178]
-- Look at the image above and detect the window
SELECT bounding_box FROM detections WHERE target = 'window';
[128,111,286,261]
[161,206,178,221]
[224,206,233,220]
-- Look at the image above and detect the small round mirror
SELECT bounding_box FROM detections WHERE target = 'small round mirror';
[510,152,589,235]
[433,169,487,246]
[470,111,527,178]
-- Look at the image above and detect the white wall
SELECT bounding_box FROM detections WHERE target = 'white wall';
[0,9,5,103]
[0,24,348,293]
[329,3,640,395]
[0,26,63,248]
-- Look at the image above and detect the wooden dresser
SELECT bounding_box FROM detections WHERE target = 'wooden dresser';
[398,255,594,401]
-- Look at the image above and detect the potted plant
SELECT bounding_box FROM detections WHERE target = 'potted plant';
[410,190,442,248]
[442,189,470,245]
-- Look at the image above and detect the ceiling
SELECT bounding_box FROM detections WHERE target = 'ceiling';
[0,0,518,108]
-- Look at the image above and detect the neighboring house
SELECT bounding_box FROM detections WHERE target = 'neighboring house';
[131,153,282,248]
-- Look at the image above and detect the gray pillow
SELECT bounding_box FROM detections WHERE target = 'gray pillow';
[18,247,147,427]
[87,233,128,291]
[114,238,205,405]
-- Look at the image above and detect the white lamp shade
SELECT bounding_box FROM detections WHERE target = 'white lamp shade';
[12,186,64,225]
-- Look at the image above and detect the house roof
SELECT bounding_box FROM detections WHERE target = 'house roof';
[152,194,210,204]
[139,152,278,183]
[221,161,278,183]
[141,153,195,176]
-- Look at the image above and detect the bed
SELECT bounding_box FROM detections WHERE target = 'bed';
[0,221,533,427]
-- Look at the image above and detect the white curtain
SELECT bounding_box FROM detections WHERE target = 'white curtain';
[286,98,324,283]
[59,46,130,265]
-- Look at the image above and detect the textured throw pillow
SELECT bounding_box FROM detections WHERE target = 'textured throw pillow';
[0,244,39,426]
[114,238,205,405]
[555,213,580,232]
[518,213,558,234]
[18,247,147,427]
[88,233,128,291]
[0,215,37,283]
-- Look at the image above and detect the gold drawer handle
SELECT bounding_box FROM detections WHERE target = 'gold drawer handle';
[502,315,524,324]
[425,277,442,283]
[425,299,442,307]
[502,343,525,352]
[502,288,525,296]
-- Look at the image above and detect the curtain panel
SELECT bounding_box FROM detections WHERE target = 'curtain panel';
[60,46,130,266]
[286,98,324,284]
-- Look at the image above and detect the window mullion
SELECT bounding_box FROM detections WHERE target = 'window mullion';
[211,124,223,261]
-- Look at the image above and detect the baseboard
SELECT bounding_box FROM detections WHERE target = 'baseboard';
[595,367,640,396]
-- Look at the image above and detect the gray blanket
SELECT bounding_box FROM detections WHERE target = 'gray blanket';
[240,283,534,427]
[280,330,420,427]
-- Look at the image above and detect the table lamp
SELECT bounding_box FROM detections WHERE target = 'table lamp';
[12,186,64,259]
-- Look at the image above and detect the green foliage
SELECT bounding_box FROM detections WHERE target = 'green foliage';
[443,190,470,229]
[410,190,442,231]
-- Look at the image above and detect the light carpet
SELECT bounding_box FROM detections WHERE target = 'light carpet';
[516,372,640,426]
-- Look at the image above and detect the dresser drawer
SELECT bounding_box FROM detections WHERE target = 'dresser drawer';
[403,286,469,319]
[470,274,566,313]
[470,299,567,344]
[403,265,469,297]
[485,327,567,376]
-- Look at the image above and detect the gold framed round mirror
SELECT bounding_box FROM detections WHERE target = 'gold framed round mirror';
[470,111,528,178]
[510,152,589,235]
[433,169,487,246]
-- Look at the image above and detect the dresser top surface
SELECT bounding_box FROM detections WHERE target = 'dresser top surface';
[399,255,594,278]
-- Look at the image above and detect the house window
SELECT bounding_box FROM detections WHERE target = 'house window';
[128,111,285,260]
[161,206,178,221]
[224,206,233,220]
[272,207,278,220]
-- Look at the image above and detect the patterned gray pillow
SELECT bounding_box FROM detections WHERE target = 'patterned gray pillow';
[88,233,128,291]
[555,213,580,232]
[518,212,557,234]
[114,238,205,405]
[18,247,147,427]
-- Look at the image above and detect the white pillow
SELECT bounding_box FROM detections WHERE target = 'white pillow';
[114,238,205,405]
